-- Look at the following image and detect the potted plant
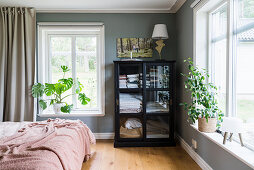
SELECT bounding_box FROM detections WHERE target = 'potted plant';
[32,65,90,114]
[180,58,224,132]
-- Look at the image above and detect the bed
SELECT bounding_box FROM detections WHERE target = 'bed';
[0,118,95,170]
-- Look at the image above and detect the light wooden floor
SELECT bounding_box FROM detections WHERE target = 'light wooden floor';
[82,140,201,170]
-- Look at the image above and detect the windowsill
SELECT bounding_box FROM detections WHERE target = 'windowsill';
[37,111,105,117]
[191,124,254,169]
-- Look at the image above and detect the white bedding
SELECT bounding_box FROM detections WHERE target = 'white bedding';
[0,122,31,138]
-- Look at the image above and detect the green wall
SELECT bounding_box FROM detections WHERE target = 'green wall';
[36,13,176,133]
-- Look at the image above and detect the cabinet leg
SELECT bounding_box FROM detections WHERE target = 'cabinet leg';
[239,133,244,146]
[223,132,228,144]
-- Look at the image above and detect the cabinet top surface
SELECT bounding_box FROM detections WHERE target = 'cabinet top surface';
[113,60,176,63]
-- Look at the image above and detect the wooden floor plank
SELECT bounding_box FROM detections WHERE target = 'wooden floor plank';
[82,140,201,170]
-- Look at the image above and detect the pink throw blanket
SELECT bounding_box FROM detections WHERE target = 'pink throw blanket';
[0,118,95,170]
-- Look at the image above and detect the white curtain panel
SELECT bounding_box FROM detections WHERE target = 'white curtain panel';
[0,7,36,122]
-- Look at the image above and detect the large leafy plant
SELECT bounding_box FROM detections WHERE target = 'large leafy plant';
[32,65,90,113]
[180,58,224,126]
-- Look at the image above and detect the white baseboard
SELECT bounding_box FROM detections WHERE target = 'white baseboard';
[176,134,213,170]
[94,133,114,139]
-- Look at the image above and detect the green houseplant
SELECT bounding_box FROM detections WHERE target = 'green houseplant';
[180,58,224,132]
[32,65,90,114]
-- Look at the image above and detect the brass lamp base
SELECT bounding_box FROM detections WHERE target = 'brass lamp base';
[155,39,166,60]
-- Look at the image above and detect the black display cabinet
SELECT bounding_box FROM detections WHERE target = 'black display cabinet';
[114,60,176,147]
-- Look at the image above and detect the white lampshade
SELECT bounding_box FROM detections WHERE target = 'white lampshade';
[221,117,244,133]
[152,24,168,40]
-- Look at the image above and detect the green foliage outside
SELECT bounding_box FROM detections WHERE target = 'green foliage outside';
[32,65,90,113]
[240,0,254,18]
[180,58,224,126]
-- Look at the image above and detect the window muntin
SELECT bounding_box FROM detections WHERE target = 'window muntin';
[37,23,105,115]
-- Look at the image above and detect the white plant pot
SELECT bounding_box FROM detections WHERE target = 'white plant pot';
[53,103,65,114]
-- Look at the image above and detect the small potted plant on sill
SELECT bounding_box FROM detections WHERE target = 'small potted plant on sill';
[180,58,224,132]
[32,65,90,114]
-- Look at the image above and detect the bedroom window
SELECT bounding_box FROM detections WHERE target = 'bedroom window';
[194,0,254,150]
[37,23,105,116]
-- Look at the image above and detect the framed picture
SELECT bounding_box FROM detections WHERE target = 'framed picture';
[117,38,153,58]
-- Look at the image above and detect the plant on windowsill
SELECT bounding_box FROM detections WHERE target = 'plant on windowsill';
[32,65,90,114]
[180,58,224,133]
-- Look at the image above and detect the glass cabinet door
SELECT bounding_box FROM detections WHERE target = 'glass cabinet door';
[146,116,169,139]
[146,91,170,113]
[145,65,170,89]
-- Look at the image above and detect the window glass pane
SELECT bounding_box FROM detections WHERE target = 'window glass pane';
[50,36,72,106]
[76,37,98,109]
[236,0,254,148]
[50,37,72,82]
[211,4,227,39]
[237,0,254,29]
[211,4,228,114]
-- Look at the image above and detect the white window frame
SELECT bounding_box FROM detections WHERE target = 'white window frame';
[193,0,254,151]
[37,22,105,117]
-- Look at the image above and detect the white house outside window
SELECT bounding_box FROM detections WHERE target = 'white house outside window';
[37,23,105,116]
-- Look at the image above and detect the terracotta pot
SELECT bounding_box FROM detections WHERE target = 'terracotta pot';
[53,103,65,114]
[198,117,217,133]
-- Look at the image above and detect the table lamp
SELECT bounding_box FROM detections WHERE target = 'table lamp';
[221,117,244,146]
[152,24,168,60]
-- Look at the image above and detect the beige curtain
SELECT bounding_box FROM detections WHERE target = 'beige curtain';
[0,7,36,122]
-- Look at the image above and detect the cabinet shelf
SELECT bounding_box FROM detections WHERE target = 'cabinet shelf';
[145,88,170,91]
[114,60,176,147]
[119,113,143,117]
[118,88,142,92]
[146,113,170,116]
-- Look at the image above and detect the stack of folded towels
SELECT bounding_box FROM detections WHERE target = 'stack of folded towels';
[119,75,127,88]
[126,74,140,88]
[119,74,140,88]
[119,93,142,113]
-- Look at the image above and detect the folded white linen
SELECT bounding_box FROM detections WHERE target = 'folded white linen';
[125,118,142,129]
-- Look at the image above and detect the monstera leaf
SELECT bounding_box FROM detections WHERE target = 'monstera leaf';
[55,83,66,95]
[39,99,47,110]
[61,104,73,113]
[75,79,84,94]
[44,83,55,96]
[61,65,70,73]
[31,65,91,113]
[59,78,74,91]
[32,83,44,98]
[78,93,91,105]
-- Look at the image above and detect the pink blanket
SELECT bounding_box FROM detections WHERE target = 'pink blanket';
[0,118,95,170]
